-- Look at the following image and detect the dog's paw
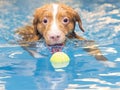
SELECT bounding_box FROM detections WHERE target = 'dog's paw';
[28,49,44,58]
[32,52,43,58]
[100,61,116,68]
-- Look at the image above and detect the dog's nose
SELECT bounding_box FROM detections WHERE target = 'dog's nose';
[49,35,61,41]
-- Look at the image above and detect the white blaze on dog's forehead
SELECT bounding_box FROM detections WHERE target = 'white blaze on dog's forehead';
[52,4,58,20]
[49,4,61,35]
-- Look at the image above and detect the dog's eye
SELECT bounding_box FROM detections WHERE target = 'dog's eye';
[62,17,69,24]
[42,17,48,24]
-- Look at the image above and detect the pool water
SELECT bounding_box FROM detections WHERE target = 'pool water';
[0,0,120,90]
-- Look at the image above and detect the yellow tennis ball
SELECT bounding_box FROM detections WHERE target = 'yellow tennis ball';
[50,52,70,68]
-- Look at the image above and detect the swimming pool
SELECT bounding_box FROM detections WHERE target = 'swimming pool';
[0,0,120,90]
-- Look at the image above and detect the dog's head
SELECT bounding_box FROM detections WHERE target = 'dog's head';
[33,3,84,45]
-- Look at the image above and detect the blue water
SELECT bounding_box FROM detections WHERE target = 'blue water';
[0,0,120,90]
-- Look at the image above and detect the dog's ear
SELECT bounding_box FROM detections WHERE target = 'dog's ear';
[33,8,42,37]
[74,12,85,32]
[33,17,38,33]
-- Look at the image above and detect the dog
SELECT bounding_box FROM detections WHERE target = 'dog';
[16,3,116,67]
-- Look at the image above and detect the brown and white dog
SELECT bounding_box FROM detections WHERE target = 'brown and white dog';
[33,3,85,45]
[16,3,116,67]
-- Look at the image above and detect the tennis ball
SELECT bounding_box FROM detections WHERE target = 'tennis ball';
[50,52,70,68]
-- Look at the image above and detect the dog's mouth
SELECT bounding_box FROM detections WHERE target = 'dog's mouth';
[48,43,64,46]
[47,43,64,54]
